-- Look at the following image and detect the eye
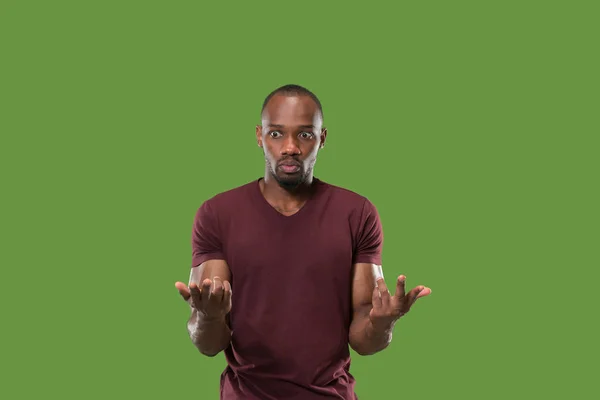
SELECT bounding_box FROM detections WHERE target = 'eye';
[269,131,282,138]
[299,131,314,139]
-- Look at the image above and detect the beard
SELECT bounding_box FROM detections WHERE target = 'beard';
[265,158,311,190]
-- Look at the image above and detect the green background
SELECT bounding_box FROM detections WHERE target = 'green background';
[1,1,598,398]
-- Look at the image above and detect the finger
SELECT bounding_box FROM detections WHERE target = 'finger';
[372,284,382,309]
[407,286,425,306]
[395,275,406,299]
[201,279,212,304]
[175,282,191,301]
[416,287,432,299]
[376,278,391,307]
[212,276,224,302]
[189,283,203,309]
[222,280,232,307]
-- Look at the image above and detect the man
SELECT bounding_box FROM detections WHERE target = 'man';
[175,84,431,399]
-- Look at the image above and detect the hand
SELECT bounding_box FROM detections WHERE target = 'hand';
[175,276,232,321]
[369,275,431,331]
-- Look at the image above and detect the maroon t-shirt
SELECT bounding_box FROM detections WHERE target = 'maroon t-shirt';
[191,178,383,399]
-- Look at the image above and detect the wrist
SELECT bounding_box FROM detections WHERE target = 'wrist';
[194,310,227,326]
[367,318,395,339]
[201,314,227,325]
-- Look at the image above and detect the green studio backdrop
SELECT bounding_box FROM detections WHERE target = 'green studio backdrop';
[1,1,598,399]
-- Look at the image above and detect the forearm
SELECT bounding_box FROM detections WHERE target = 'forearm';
[349,315,394,356]
[187,310,232,357]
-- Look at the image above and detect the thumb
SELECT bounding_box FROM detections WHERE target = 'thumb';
[175,282,191,301]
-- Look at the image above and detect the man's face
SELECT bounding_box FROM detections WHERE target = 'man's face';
[256,94,327,189]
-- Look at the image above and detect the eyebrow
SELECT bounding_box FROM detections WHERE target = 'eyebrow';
[267,124,315,129]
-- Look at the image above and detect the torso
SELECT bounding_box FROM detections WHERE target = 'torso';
[203,178,372,399]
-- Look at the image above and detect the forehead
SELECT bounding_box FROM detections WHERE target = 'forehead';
[262,95,322,127]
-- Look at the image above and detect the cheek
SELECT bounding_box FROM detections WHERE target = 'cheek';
[263,145,277,161]
[305,143,320,158]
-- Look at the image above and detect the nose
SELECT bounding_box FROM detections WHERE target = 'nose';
[281,135,301,156]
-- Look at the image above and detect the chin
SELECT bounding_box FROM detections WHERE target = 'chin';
[273,171,305,189]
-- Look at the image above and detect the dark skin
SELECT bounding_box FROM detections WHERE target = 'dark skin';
[175,93,431,357]
[255,94,327,215]
[349,265,431,355]
[175,260,232,357]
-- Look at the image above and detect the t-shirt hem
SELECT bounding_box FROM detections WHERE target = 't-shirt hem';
[353,255,382,265]
[192,252,226,268]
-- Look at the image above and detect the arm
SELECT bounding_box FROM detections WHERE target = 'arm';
[348,263,431,356]
[348,263,390,356]
[175,259,232,357]
[348,199,390,356]
[175,200,232,357]
[348,199,431,355]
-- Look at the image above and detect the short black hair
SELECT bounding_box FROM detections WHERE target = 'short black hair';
[261,84,323,121]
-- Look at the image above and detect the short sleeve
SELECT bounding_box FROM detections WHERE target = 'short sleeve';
[191,200,225,268]
[353,199,383,265]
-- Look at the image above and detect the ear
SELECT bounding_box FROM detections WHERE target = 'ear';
[319,127,327,149]
[255,125,263,148]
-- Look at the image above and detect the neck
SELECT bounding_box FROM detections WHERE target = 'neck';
[260,172,315,210]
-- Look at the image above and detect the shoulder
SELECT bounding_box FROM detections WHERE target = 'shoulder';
[318,180,383,241]
[196,179,258,213]
[318,179,376,212]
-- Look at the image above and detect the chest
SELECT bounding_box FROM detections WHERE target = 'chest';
[222,211,355,288]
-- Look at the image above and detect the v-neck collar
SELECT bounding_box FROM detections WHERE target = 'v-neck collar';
[253,177,324,220]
